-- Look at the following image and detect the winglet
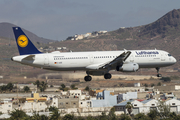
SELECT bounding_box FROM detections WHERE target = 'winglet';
[12,27,42,55]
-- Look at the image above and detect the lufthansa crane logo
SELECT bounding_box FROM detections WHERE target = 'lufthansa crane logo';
[17,35,28,47]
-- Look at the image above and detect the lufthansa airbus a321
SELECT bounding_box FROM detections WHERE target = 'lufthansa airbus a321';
[11,27,177,81]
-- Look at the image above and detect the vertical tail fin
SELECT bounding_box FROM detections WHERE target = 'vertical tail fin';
[12,27,42,55]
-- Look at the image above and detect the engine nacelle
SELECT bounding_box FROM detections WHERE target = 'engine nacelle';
[116,63,139,72]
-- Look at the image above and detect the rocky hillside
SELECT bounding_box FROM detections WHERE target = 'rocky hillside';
[0,22,53,43]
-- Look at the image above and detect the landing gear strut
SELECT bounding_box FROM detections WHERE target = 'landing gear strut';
[104,73,112,79]
[156,67,162,77]
[84,75,92,82]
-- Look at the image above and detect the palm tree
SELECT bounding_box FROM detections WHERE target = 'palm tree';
[23,86,30,93]
[39,81,48,92]
[9,109,29,120]
[126,102,133,115]
[50,108,61,120]
[34,80,40,92]
[6,82,14,91]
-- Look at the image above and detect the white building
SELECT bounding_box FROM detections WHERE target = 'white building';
[165,99,180,113]
[141,99,158,114]
[134,83,141,87]
[0,102,12,113]
[20,102,47,112]
[114,99,144,115]
[68,90,82,97]
[117,92,137,103]
[79,100,92,108]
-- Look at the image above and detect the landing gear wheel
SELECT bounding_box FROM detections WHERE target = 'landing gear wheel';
[157,74,162,77]
[104,73,112,79]
[156,67,162,77]
[84,76,92,81]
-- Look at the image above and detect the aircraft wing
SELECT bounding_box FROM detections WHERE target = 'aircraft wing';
[86,49,131,70]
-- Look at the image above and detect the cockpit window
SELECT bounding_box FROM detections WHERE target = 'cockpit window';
[168,54,172,57]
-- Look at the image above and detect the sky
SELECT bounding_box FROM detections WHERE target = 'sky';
[0,0,179,40]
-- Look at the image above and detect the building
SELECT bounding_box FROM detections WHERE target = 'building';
[58,97,79,109]
[19,101,47,112]
[162,92,175,100]
[165,99,180,113]
[91,90,117,107]
[114,99,144,115]
[26,93,47,102]
[117,92,137,103]
[134,83,141,87]
[0,100,12,113]
[141,99,158,114]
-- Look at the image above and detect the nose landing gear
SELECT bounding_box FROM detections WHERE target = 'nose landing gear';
[156,67,162,77]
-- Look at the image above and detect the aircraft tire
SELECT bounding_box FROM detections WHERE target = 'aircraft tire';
[84,76,92,81]
[157,74,162,77]
[104,73,112,79]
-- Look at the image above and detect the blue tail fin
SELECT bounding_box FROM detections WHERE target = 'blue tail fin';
[12,27,42,55]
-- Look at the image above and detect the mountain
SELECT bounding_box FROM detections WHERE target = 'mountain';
[0,22,54,43]
[138,9,180,39]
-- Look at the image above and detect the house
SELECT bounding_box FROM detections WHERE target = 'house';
[58,97,79,109]
[114,99,144,115]
[161,92,175,100]
[117,92,137,103]
[141,99,158,114]
[91,90,117,107]
[68,90,82,98]
[165,99,180,113]
[19,101,47,112]
[0,100,12,113]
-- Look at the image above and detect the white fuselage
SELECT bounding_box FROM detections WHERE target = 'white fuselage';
[12,50,176,72]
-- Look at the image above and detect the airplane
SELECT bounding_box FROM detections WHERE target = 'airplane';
[11,27,177,81]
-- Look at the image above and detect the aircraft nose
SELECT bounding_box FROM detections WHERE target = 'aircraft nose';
[172,56,177,64]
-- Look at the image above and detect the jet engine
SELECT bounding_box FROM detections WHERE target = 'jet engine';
[116,63,139,72]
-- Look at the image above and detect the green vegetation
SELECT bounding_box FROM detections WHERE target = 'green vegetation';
[160,77,171,82]
[3,104,180,120]
[70,84,78,90]
[84,86,90,91]
[170,75,180,80]
[157,82,161,86]
[23,86,30,93]
[59,84,69,91]
[33,80,48,92]
[126,102,133,115]
[0,82,14,93]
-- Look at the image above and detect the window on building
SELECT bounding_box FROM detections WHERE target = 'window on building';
[172,103,176,105]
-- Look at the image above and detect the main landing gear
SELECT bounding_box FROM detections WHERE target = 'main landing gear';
[104,73,112,79]
[156,67,162,77]
[84,75,92,81]
[84,73,112,82]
